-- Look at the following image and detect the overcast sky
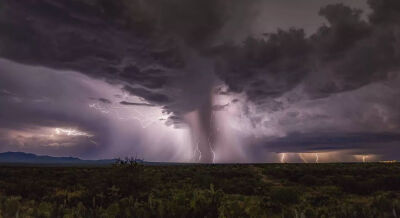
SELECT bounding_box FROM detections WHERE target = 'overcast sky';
[0,0,399,162]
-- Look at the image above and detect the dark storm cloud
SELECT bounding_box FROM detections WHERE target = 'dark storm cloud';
[120,66,169,89]
[119,101,155,107]
[257,132,400,153]
[216,28,311,103]
[98,98,112,104]
[217,1,400,103]
[89,97,112,104]
[122,86,170,104]
[0,59,112,158]
[239,73,400,161]
[2,0,391,125]
[1,0,400,161]
[212,103,230,111]
[0,0,246,127]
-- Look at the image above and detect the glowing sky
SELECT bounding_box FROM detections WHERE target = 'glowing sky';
[0,0,400,162]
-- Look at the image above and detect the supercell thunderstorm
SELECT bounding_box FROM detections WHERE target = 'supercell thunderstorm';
[1,0,400,162]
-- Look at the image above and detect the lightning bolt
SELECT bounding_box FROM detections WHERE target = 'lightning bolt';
[89,101,167,129]
[315,153,319,163]
[362,155,368,163]
[193,138,202,162]
[210,144,216,163]
[54,128,98,145]
[280,153,286,163]
[209,111,216,163]
[55,128,93,137]
[298,153,308,163]
[113,106,161,128]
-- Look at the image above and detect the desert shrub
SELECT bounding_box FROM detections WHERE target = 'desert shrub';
[3,196,21,217]
[36,202,54,218]
[337,175,357,193]
[299,175,319,186]
[218,195,266,218]
[0,163,400,217]
[270,187,301,205]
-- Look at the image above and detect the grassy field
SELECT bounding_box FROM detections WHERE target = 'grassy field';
[0,162,400,217]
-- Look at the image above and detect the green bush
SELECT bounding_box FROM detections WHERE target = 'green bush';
[299,175,319,186]
[270,187,301,205]
[0,163,399,217]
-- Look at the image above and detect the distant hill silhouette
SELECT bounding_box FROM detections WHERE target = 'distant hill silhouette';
[0,152,200,166]
[0,152,116,165]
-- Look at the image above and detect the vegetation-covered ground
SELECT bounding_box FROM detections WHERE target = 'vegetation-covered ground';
[0,162,400,217]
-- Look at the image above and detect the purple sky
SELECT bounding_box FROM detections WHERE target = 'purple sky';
[1,0,400,162]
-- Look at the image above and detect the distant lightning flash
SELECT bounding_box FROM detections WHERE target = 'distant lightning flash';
[299,153,308,163]
[192,115,216,163]
[89,101,168,129]
[210,143,216,163]
[89,139,98,145]
[53,128,97,145]
[209,111,216,163]
[315,153,319,163]
[193,138,202,162]
[281,153,286,163]
[362,155,368,163]
[55,128,92,137]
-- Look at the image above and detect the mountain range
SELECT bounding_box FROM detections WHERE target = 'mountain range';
[0,152,116,165]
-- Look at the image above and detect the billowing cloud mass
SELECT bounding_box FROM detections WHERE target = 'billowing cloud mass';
[0,0,400,162]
